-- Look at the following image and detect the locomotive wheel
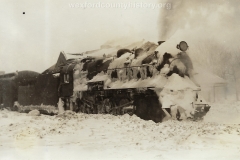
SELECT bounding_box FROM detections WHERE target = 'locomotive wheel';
[92,105,98,114]
[86,103,94,114]
[103,99,113,114]
[78,102,83,113]
[81,103,87,113]
[97,103,104,114]
[111,102,118,115]
[96,100,112,114]
[85,104,91,114]
[118,99,131,115]
[78,104,83,113]
[75,99,84,113]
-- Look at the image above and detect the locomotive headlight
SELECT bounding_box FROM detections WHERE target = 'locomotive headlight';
[177,41,189,51]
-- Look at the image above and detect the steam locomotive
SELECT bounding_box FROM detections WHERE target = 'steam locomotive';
[0,40,210,122]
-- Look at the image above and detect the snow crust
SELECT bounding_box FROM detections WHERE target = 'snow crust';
[1,103,240,160]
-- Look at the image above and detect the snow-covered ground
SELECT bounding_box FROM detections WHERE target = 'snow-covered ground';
[1,101,240,160]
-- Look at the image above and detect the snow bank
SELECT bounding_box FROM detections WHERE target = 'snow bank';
[1,106,240,160]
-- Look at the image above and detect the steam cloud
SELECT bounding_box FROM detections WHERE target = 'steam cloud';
[159,0,240,41]
[158,0,240,78]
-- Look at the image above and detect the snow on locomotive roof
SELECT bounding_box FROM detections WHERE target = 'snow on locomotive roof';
[65,48,118,60]
[103,38,147,49]
[107,74,167,89]
[83,47,119,58]
[83,40,199,91]
[155,38,183,56]
[87,71,198,91]
[65,40,158,62]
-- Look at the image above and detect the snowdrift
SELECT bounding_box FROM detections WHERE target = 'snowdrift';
[1,103,240,160]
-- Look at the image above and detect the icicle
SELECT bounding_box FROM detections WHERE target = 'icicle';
[132,67,139,79]
[126,67,133,80]
[140,66,147,80]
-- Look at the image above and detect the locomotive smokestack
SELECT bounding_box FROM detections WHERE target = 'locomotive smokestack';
[158,41,165,45]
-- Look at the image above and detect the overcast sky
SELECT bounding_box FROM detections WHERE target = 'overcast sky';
[0,0,161,73]
[2,0,239,74]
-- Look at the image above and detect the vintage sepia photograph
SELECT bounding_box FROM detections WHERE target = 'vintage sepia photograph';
[1,0,240,159]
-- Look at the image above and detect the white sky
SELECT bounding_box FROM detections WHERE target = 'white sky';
[0,0,160,73]
[1,0,240,74]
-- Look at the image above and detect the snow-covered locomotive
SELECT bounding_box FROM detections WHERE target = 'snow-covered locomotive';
[0,40,210,122]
